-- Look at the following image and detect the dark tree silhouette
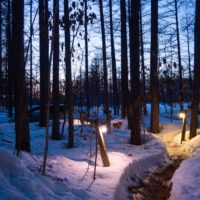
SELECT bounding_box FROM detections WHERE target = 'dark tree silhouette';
[175,0,183,111]
[120,0,129,119]
[109,0,119,115]
[7,0,13,117]
[130,0,141,145]
[185,11,192,90]
[29,0,33,109]
[12,0,30,155]
[150,0,160,133]
[99,0,111,133]
[64,0,74,148]
[85,0,90,115]
[39,0,49,127]
[52,0,60,140]
[0,1,2,101]
[140,5,147,115]
[189,0,200,139]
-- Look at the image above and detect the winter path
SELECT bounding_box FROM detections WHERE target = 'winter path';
[128,157,182,200]
[128,115,200,200]
[128,126,184,200]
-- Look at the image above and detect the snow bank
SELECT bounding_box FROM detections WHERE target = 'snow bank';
[113,151,165,200]
[167,131,200,200]
[182,134,200,156]
[0,148,89,200]
[169,154,200,200]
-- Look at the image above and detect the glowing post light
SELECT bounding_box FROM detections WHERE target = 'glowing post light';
[179,112,186,119]
[94,123,110,167]
[179,110,187,144]
[100,126,107,134]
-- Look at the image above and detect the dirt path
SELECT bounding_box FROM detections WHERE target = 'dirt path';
[128,157,183,200]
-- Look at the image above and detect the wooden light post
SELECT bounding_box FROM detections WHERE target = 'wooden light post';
[179,110,187,144]
[94,122,110,167]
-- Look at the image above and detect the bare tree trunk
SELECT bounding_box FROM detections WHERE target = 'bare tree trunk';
[130,0,141,145]
[186,11,192,90]
[175,0,183,111]
[99,0,111,133]
[12,0,30,155]
[127,0,134,129]
[120,0,129,119]
[42,25,53,176]
[140,5,147,115]
[52,0,60,140]
[0,1,2,101]
[79,65,83,108]
[189,0,200,139]
[150,0,160,133]
[64,0,74,148]
[30,0,33,109]
[109,0,119,116]
[85,0,90,115]
[7,0,13,117]
[39,0,49,127]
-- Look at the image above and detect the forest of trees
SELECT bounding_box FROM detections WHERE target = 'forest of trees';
[0,0,199,153]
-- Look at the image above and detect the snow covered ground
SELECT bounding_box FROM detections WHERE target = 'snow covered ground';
[169,154,200,200]
[160,126,200,200]
[152,107,200,200]
[0,104,200,200]
[0,118,166,200]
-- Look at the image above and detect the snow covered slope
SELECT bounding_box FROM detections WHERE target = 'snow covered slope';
[0,117,166,200]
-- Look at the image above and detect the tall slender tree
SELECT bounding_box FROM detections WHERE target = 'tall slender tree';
[120,0,129,119]
[85,0,90,115]
[64,0,74,148]
[150,0,159,133]
[0,1,2,101]
[7,0,13,117]
[109,0,119,115]
[189,0,200,139]
[30,0,33,109]
[140,4,147,115]
[52,0,60,140]
[12,0,30,155]
[185,10,192,90]
[175,0,183,110]
[99,0,111,133]
[130,0,141,145]
[39,0,49,127]
[127,0,133,129]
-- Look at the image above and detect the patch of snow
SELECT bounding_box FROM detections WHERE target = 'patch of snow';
[169,154,200,200]
[0,147,87,200]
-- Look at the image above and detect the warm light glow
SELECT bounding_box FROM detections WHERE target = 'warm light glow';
[100,126,107,134]
[179,112,186,119]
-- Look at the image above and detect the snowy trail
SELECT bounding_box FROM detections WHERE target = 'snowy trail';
[127,114,200,200]
[128,123,189,200]
[128,157,183,200]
